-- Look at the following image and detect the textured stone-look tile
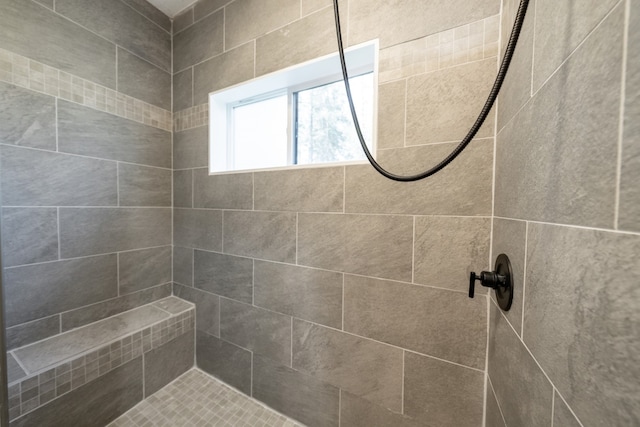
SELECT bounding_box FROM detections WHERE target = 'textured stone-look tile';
[194,250,253,303]
[7,353,26,384]
[153,296,193,314]
[173,170,193,208]
[0,82,56,150]
[121,0,171,32]
[523,223,640,425]
[144,331,194,397]
[495,7,622,228]
[118,246,171,295]
[0,0,116,88]
[553,392,582,427]
[196,331,251,394]
[173,10,223,72]
[532,0,619,92]
[377,80,406,150]
[174,126,208,169]
[173,208,222,251]
[253,354,340,427]
[301,0,331,16]
[292,319,403,411]
[173,68,193,111]
[193,42,255,104]
[60,284,170,331]
[254,261,343,329]
[406,58,495,145]
[340,391,420,427]
[33,0,54,8]
[59,208,171,258]
[58,100,171,168]
[4,254,117,327]
[619,0,640,232]
[298,213,412,281]
[193,168,253,209]
[194,0,228,20]
[350,140,493,216]
[255,6,336,76]
[220,299,291,365]
[10,358,142,427]
[223,210,296,263]
[56,0,171,71]
[174,284,220,337]
[118,163,171,207]
[173,246,193,286]
[486,382,506,427]
[414,216,490,293]
[254,167,343,213]
[491,218,526,333]
[172,7,193,34]
[1,145,117,207]
[6,316,60,351]
[117,48,171,110]
[1,208,58,267]
[225,0,299,49]
[344,275,487,369]
[404,352,484,427]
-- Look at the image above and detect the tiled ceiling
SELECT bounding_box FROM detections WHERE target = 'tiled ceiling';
[146,0,195,18]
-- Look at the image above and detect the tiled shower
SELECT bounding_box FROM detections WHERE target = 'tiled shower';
[0,0,638,426]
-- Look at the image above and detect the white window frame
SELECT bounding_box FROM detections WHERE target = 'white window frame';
[208,40,379,174]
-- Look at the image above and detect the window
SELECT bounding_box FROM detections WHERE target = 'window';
[209,41,377,173]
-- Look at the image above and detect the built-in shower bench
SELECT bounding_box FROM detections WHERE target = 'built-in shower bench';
[5,296,196,426]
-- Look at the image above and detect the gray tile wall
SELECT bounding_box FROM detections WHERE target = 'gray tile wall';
[0,0,172,350]
[490,1,640,426]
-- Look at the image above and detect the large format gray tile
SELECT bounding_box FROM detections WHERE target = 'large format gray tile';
[196,331,251,395]
[404,352,485,427]
[349,0,499,48]
[4,254,117,327]
[144,330,194,397]
[223,211,296,263]
[1,207,58,267]
[10,358,142,427]
[118,246,172,295]
[173,68,193,112]
[376,80,405,150]
[194,0,229,21]
[0,0,116,88]
[173,208,222,252]
[173,169,193,208]
[174,284,220,337]
[523,223,640,425]
[121,0,171,32]
[193,42,255,104]
[172,7,194,34]
[173,126,208,169]
[485,381,506,427]
[413,216,490,293]
[117,48,171,110]
[173,10,223,72]
[172,246,193,286]
[297,213,412,281]
[301,0,331,16]
[292,320,403,411]
[55,0,171,71]
[194,250,253,303]
[220,299,291,365]
[59,208,171,258]
[553,392,582,427]
[0,82,56,150]
[6,316,60,351]
[348,140,493,216]
[495,6,623,228]
[254,261,343,329]
[252,355,340,427]
[0,145,117,207]
[254,167,343,213]
[224,0,299,49]
[340,391,420,427]
[489,303,552,427]
[193,168,253,210]
[58,100,171,168]
[344,275,487,369]
[118,163,171,207]
[60,284,171,331]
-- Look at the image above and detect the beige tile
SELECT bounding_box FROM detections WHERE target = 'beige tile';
[376,80,405,150]
[225,0,300,50]
[301,0,331,16]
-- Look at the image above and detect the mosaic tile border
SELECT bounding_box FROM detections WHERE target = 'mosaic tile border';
[174,103,209,132]
[0,48,172,132]
[7,308,194,421]
[379,14,501,84]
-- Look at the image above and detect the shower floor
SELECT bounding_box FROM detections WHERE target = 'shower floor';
[108,369,303,427]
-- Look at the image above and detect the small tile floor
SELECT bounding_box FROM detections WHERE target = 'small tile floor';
[108,369,304,427]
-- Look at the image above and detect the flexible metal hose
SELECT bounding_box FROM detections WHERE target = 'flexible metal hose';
[333,0,530,181]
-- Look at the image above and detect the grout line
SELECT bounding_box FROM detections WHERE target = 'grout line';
[492,215,640,237]
[614,0,630,230]
[487,375,508,427]
[550,389,555,427]
[521,221,529,337]
[483,286,491,427]
[338,389,342,427]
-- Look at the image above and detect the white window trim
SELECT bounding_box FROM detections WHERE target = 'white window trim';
[208,39,379,175]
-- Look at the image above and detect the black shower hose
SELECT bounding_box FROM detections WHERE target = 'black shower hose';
[333,0,530,182]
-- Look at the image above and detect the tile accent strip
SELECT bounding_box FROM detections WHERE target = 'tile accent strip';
[174,103,209,132]
[7,308,194,421]
[0,48,172,132]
